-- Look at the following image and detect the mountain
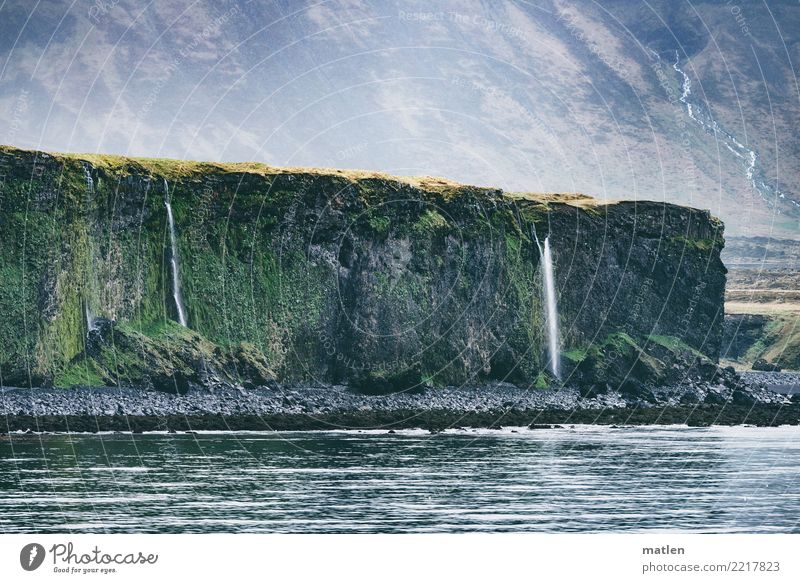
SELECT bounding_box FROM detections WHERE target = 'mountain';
[0,0,798,238]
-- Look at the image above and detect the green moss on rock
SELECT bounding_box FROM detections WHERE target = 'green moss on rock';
[0,145,728,390]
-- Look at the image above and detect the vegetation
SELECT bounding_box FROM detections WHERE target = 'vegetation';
[0,145,727,389]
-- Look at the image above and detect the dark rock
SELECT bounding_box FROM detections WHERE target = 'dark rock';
[721,314,771,361]
[579,384,606,398]
[151,372,191,395]
[731,390,757,406]
[679,390,701,404]
[704,390,728,405]
[752,358,782,372]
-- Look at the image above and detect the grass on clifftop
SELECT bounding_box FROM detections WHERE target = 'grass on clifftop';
[0,144,616,209]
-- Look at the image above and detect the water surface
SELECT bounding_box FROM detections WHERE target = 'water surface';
[1,426,798,533]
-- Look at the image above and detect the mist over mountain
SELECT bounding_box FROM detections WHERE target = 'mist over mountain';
[1,0,798,237]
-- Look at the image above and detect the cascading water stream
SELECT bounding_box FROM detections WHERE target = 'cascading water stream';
[82,164,94,193]
[541,237,560,379]
[82,164,97,338]
[531,226,560,379]
[669,51,798,211]
[164,179,188,327]
[84,303,97,335]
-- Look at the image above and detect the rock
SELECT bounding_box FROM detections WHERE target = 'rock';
[679,390,701,404]
[731,390,757,406]
[752,358,782,372]
[151,372,191,394]
[579,384,606,398]
[704,390,728,405]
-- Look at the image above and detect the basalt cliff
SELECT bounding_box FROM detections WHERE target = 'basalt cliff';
[0,146,727,394]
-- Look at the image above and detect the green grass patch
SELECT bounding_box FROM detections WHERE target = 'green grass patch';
[562,347,589,364]
[647,334,705,358]
[54,359,106,387]
[412,209,448,234]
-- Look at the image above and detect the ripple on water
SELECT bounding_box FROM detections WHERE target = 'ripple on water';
[0,426,798,533]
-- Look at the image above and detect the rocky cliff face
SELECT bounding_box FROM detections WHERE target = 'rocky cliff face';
[0,146,726,391]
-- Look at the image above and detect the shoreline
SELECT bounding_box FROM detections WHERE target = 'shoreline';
[2,377,798,432]
[3,405,800,433]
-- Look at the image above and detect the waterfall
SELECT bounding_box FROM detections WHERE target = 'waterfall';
[82,164,94,193]
[164,179,188,327]
[84,302,97,337]
[83,163,96,339]
[532,226,560,379]
[542,237,560,379]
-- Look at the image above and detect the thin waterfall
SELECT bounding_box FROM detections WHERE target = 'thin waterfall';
[531,225,560,379]
[84,302,97,337]
[82,164,94,193]
[542,237,560,379]
[164,179,188,327]
[83,164,96,338]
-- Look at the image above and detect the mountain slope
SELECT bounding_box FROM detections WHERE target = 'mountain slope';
[0,0,797,237]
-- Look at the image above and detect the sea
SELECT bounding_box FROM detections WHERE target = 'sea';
[1,425,798,533]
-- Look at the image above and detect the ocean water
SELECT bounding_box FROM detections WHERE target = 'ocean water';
[1,426,798,533]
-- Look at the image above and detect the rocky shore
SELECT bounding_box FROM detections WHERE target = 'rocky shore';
[739,371,800,394]
[2,375,798,433]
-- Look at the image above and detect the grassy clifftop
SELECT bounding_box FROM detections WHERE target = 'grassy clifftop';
[0,146,726,391]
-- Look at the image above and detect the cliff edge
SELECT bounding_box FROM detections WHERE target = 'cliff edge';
[0,146,727,393]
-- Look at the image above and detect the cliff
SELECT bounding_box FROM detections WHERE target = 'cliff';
[0,146,727,392]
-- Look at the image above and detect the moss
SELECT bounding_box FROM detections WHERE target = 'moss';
[562,347,589,364]
[669,235,717,252]
[54,359,105,387]
[351,366,424,394]
[647,334,705,358]
[412,209,448,234]
[505,232,522,255]
[756,315,800,369]
[603,331,637,354]
[367,214,391,235]
[0,145,621,206]
[0,145,727,388]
